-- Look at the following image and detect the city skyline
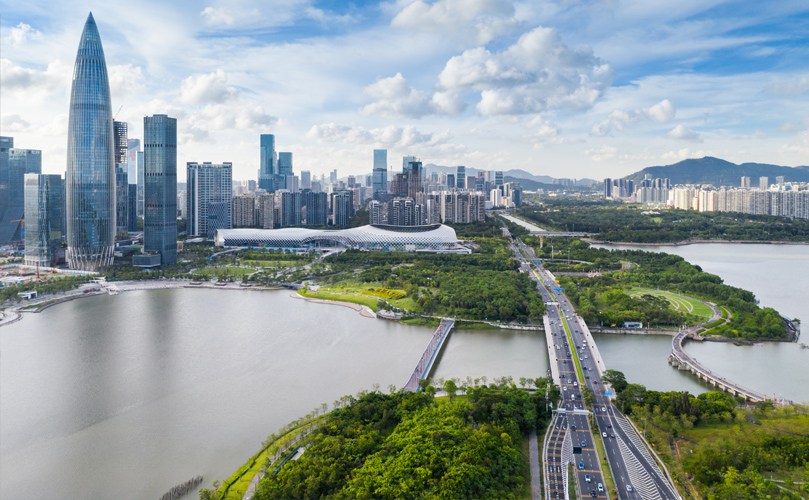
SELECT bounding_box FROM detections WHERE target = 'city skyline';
[2,2,809,183]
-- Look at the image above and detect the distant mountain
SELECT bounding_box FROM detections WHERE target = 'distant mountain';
[422,164,596,187]
[623,157,809,186]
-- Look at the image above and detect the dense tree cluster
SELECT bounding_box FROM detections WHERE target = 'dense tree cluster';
[254,388,553,500]
[518,204,809,243]
[529,238,786,338]
[329,250,545,323]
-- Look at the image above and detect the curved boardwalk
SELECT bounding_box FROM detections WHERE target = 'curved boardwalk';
[668,292,766,402]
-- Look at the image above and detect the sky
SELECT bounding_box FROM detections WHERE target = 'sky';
[2,0,808,183]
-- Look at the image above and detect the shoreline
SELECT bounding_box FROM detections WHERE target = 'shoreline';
[290,292,377,318]
[587,239,809,247]
[0,280,286,327]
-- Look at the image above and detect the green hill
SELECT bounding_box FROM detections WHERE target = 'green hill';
[624,157,809,186]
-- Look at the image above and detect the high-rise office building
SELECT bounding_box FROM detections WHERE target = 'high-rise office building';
[113,121,129,239]
[373,149,388,197]
[406,160,423,198]
[330,169,338,184]
[495,171,504,186]
[258,134,276,191]
[113,121,128,164]
[759,176,769,191]
[278,152,293,189]
[233,194,256,227]
[456,166,466,189]
[23,174,63,266]
[447,174,455,189]
[741,176,751,188]
[256,192,274,228]
[304,190,328,226]
[127,184,138,231]
[187,162,232,238]
[0,136,12,243]
[331,190,354,226]
[279,190,303,227]
[115,165,128,238]
[66,13,115,271]
[300,170,311,190]
[0,139,42,244]
[143,115,177,265]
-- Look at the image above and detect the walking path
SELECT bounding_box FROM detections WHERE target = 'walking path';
[403,319,455,392]
[529,430,542,500]
[667,291,766,402]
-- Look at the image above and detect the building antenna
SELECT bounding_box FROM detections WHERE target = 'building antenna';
[113,105,123,120]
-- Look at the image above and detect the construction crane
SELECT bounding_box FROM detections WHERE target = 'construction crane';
[113,105,123,120]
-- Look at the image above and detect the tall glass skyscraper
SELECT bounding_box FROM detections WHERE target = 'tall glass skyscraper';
[24,174,64,267]
[66,13,115,271]
[144,115,177,265]
[277,152,293,190]
[258,134,276,191]
[372,149,387,198]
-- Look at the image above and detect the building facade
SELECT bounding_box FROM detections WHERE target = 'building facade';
[0,140,42,244]
[143,114,177,265]
[187,162,232,238]
[258,134,276,191]
[373,149,387,197]
[65,13,116,271]
[23,174,64,266]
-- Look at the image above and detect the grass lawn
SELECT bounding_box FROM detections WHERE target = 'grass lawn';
[298,289,380,310]
[192,266,254,277]
[592,423,617,499]
[628,287,714,321]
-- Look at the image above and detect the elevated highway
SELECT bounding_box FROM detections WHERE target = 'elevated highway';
[515,237,679,500]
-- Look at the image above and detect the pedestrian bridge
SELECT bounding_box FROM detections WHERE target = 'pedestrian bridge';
[669,301,766,402]
[403,319,455,392]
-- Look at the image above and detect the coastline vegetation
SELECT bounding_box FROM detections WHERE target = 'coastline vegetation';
[516,201,809,243]
[604,370,809,500]
[529,237,787,339]
[249,384,555,500]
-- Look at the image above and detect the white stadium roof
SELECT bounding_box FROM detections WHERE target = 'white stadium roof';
[215,224,459,251]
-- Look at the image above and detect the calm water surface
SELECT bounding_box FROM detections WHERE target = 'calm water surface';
[593,243,809,402]
[2,242,806,499]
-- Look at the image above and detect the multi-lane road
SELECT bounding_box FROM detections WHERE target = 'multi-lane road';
[509,234,679,500]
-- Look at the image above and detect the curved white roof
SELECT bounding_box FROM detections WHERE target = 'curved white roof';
[215,224,458,250]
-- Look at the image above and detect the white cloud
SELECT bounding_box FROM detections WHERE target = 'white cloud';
[590,99,675,136]
[584,145,652,162]
[360,73,442,117]
[189,103,277,132]
[665,124,702,142]
[779,129,809,154]
[391,0,518,45]
[5,22,43,47]
[437,26,613,115]
[0,59,70,93]
[765,76,809,97]
[661,148,709,160]
[178,70,240,105]
[108,64,144,100]
[201,7,235,26]
[307,123,451,149]
[1,114,31,132]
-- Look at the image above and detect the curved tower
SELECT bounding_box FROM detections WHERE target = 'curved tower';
[66,12,115,271]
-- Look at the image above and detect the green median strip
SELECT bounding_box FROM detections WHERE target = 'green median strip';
[592,425,617,500]
[560,314,585,383]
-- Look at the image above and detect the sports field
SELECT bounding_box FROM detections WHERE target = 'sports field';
[628,287,714,321]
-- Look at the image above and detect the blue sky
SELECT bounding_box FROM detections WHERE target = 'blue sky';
[2,0,808,182]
